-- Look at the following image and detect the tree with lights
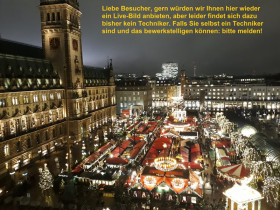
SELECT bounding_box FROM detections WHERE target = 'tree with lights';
[39,163,53,191]
[263,176,280,208]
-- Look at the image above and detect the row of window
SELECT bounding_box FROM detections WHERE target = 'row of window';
[9,93,62,106]
[186,87,280,93]
[119,96,142,101]
[120,103,138,108]
[47,12,60,22]
[3,127,62,156]
[154,94,169,97]
[0,110,63,138]
[88,88,108,95]
[85,79,108,86]
[4,78,59,90]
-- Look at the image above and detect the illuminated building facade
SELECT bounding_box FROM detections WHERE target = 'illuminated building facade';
[115,78,152,116]
[0,0,116,175]
[183,74,280,113]
[151,78,179,108]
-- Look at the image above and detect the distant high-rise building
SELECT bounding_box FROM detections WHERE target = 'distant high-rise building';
[156,62,178,79]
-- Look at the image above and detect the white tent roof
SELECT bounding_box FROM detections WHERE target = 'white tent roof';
[223,183,263,204]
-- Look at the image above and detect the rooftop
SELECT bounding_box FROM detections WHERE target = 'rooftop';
[0,38,43,59]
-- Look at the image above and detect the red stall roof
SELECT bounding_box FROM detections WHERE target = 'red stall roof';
[130,136,143,141]
[121,140,131,149]
[106,157,128,165]
[191,144,201,153]
[211,141,231,148]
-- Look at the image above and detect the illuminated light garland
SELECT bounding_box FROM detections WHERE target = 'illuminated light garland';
[154,156,177,172]
[144,176,157,187]
[263,176,280,208]
[171,178,185,189]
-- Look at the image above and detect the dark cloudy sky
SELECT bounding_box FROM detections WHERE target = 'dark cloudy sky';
[0,0,279,76]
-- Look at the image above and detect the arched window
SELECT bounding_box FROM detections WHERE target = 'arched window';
[17,141,22,152]
[27,138,32,148]
[45,131,49,141]
[4,144,9,156]
[52,13,55,21]
[36,134,41,145]
[57,12,60,21]
[47,13,50,21]
[53,129,56,138]
[60,126,63,135]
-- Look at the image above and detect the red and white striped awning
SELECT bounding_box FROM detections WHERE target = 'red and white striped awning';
[218,164,249,178]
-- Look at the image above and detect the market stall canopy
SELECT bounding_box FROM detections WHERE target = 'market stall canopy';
[218,164,249,179]
[130,136,143,141]
[211,141,231,148]
[224,183,263,205]
[191,144,201,153]
[106,157,128,165]
[153,137,172,149]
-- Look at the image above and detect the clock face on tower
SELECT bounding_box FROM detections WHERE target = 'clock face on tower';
[49,38,60,49]
[72,39,78,51]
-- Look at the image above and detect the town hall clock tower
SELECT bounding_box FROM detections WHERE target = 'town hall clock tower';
[39,0,87,144]
[39,0,84,89]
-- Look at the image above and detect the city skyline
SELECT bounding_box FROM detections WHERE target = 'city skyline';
[0,1,279,209]
[0,0,279,76]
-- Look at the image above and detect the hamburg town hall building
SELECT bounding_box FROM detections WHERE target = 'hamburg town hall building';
[0,0,116,176]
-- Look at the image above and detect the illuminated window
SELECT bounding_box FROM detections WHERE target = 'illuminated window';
[33,95,38,103]
[12,97,18,105]
[23,96,29,104]
[50,93,54,100]
[17,79,22,88]
[42,94,47,102]
[27,79,32,87]
[4,145,9,156]
[57,92,61,99]
[37,79,41,86]
[0,99,6,107]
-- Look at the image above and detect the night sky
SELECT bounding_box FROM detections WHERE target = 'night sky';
[0,0,279,76]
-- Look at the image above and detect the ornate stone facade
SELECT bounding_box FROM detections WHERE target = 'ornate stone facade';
[0,0,116,176]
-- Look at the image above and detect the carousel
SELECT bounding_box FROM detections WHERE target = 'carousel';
[129,153,203,205]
